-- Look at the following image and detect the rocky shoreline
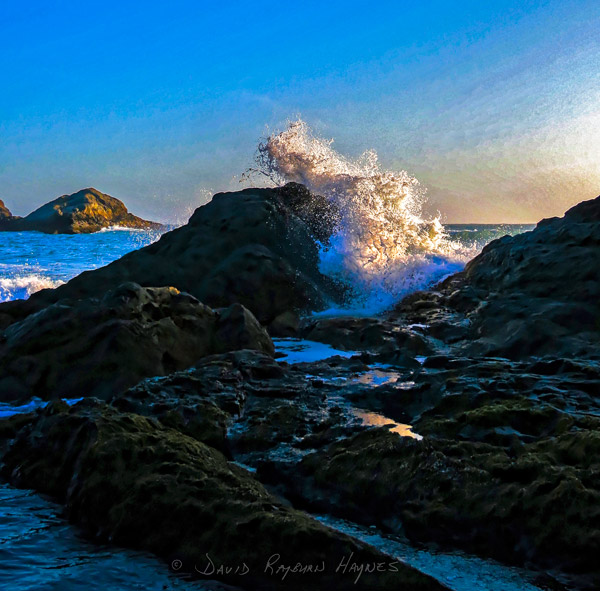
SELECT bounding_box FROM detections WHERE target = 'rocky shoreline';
[0,183,598,590]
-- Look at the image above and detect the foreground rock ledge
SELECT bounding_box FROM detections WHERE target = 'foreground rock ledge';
[0,282,274,402]
[1,401,446,591]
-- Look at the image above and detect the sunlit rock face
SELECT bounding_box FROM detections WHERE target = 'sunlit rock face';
[0,188,160,234]
[0,200,13,220]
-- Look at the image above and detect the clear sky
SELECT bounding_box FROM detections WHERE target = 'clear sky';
[1,0,599,223]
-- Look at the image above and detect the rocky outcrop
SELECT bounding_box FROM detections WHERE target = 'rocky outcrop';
[260,426,600,587]
[0,183,344,327]
[1,400,445,591]
[0,188,160,234]
[460,194,600,357]
[110,349,292,453]
[393,194,600,359]
[0,282,273,402]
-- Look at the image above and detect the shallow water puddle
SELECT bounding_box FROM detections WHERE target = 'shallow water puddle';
[273,338,360,364]
[355,367,401,386]
[353,409,423,440]
[0,397,83,418]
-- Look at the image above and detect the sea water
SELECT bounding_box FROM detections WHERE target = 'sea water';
[0,223,531,304]
[0,228,163,302]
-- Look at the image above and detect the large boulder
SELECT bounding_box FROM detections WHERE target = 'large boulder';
[461,195,600,357]
[1,401,445,591]
[0,282,273,402]
[1,183,344,326]
[0,188,160,234]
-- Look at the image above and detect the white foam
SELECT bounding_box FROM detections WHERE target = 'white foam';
[98,226,146,232]
[250,120,477,314]
[0,274,65,302]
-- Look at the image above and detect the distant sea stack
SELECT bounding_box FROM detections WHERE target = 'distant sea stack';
[0,188,161,234]
[0,199,15,220]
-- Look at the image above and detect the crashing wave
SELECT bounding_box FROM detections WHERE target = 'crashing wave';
[0,274,65,302]
[247,119,473,313]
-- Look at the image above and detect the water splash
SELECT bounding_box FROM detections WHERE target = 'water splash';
[249,119,472,314]
[0,274,64,302]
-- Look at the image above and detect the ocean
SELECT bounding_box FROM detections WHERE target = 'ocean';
[0,223,533,304]
[0,228,163,302]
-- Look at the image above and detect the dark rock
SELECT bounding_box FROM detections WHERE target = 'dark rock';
[214,303,275,356]
[276,182,341,244]
[0,188,161,234]
[269,310,301,337]
[392,195,600,360]
[3,184,344,327]
[260,428,600,587]
[459,195,600,358]
[0,283,272,402]
[1,401,445,591]
[301,316,431,357]
[110,349,282,452]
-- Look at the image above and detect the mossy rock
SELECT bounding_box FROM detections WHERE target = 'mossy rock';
[2,401,446,591]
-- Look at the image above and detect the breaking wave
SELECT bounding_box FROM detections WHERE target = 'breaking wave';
[0,274,65,302]
[249,119,473,313]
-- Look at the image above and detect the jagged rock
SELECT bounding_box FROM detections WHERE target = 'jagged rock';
[0,282,273,402]
[461,195,600,357]
[392,195,600,359]
[1,401,445,591]
[301,316,431,357]
[0,188,160,234]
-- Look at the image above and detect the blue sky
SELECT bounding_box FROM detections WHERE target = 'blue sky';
[1,0,599,222]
